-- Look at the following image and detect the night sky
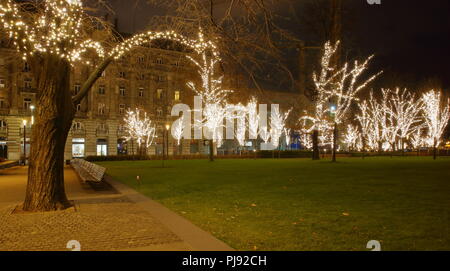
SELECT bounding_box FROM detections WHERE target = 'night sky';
[107,0,450,90]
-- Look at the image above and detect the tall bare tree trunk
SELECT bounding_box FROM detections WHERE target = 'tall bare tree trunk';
[209,140,214,162]
[433,138,437,160]
[23,56,74,212]
[312,130,320,160]
[332,122,337,162]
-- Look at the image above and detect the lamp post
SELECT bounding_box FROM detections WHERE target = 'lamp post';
[165,124,170,159]
[162,124,170,168]
[330,104,337,162]
[30,105,35,125]
[22,119,27,165]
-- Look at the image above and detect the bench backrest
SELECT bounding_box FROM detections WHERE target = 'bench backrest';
[70,159,106,182]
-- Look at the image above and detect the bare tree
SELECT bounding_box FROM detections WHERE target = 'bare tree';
[145,0,301,97]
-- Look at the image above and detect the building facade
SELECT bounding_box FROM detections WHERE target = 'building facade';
[0,40,308,161]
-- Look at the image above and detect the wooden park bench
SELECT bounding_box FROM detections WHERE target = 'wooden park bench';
[70,159,106,183]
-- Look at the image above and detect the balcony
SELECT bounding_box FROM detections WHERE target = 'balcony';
[96,128,109,136]
[18,109,33,116]
[94,111,110,119]
[74,111,88,118]
[0,108,9,116]
[71,128,86,137]
[19,87,37,93]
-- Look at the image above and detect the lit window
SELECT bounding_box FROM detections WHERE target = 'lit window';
[96,139,108,156]
[24,79,32,89]
[72,138,85,158]
[23,62,31,72]
[74,84,81,94]
[98,103,105,115]
[119,87,126,96]
[23,98,32,110]
[157,89,163,99]
[0,78,5,88]
[72,122,83,130]
[119,104,125,115]
[98,85,105,95]
[174,90,180,101]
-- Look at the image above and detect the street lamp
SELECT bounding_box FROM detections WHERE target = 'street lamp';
[161,124,170,168]
[30,105,35,125]
[165,124,170,159]
[22,119,27,165]
[330,104,337,162]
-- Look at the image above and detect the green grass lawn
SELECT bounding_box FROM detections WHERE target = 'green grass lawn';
[97,157,450,251]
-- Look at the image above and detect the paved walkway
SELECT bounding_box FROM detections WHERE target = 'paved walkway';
[0,165,232,251]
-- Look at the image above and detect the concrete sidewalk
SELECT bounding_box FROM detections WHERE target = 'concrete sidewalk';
[0,166,233,251]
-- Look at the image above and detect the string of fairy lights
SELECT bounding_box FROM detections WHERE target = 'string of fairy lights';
[2,1,448,152]
[300,41,450,152]
[123,108,157,151]
[0,0,215,64]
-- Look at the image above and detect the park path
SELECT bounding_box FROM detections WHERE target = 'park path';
[0,166,232,251]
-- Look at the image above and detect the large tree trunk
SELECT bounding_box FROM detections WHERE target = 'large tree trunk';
[332,122,337,162]
[23,56,75,212]
[433,138,437,160]
[312,130,320,160]
[209,140,214,161]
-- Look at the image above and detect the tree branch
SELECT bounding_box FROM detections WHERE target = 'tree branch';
[72,56,113,105]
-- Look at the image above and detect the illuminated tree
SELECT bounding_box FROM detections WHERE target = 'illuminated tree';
[298,114,313,150]
[246,97,259,141]
[421,90,450,159]
[187,51,232,161]
[270,107,291,148]
[124,109,156,155]
[343,124,360,151]
[259,126,271,145]
[0,0,213,211]
[284,128,291,149]
[410,128,426,155]
[357,89,424,153]
[304,41,380,161]
[230,104,247,148]
[384,88,423,152]
[172,114,185,146]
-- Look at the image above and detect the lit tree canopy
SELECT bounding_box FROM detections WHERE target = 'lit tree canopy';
[0,0,220,211]
[0,0,215,62]
[422,90,450,148]
[300,40,380,149]
[124,108,157,150]
[187,51,232,147]
[312,41,381,125]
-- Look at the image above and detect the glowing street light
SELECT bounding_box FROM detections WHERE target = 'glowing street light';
[30,105,35,125]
